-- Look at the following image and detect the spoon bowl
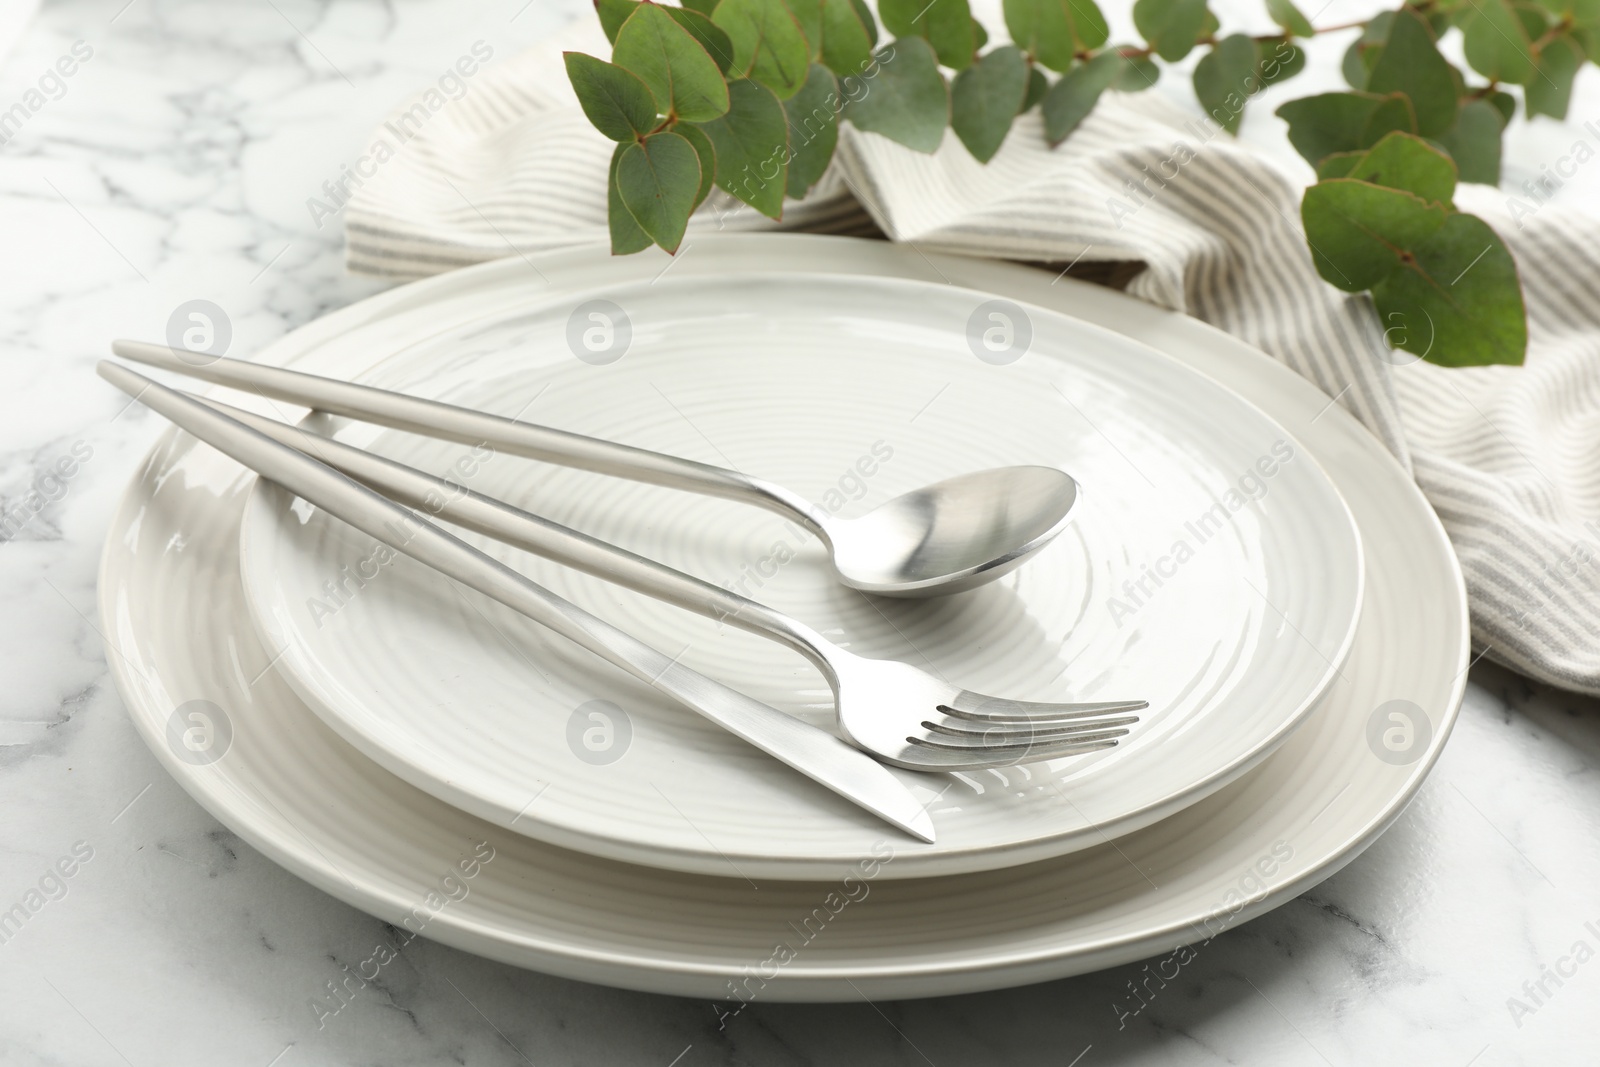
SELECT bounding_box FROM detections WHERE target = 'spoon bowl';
[826,466,1080,596]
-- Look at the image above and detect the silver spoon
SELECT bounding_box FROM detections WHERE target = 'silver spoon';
[112,340,1080,597]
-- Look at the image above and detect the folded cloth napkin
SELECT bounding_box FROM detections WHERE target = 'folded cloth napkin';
[344,21,1600,697]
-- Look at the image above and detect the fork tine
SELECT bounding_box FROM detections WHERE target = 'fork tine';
[1009,725,1131,748]
[940,694,1150,722]
[902,733,1124,768]
[913,724,1132,749]
[919,716,1141,741]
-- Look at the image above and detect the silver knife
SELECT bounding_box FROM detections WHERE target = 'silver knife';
[98,361,935,843]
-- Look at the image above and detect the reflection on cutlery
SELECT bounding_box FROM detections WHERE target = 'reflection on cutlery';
[187,390,1147,773]
[112,340,1080,598]
[98,361,937,843]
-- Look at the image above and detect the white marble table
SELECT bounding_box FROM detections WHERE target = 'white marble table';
[3,1,1599,1063]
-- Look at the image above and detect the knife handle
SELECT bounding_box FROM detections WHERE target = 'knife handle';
[95,360,935,844]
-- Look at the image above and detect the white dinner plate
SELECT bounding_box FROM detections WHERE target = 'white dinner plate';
[98,235,1467,999]
[236,270,1362,880]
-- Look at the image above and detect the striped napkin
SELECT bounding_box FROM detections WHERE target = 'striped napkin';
[344,20,1600,697]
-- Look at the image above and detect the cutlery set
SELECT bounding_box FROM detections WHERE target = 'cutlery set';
[101,344,1146,842]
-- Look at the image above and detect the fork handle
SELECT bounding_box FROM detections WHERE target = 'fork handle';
[197,395,838,677]
[111,340,832,539]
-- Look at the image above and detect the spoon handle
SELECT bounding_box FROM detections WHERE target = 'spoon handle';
[111,340,830,537]
[198,392,838,674]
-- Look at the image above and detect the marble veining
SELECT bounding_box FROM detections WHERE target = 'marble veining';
[3,0,1600,1063]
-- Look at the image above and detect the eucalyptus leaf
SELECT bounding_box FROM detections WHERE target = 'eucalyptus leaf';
[1437,97,1506,183]
[1341,37,1372,90]
[1258,39,1305,86]
[614,4,730,122]
[1365,6,1459,136]
[1266,0,1314,37]
[1134,0,1211,62]
[1069,0,1113,51]
[952,45,1029,161]
[1112,51,1162,91]
[667,7,738,74]
[1043,49,1122,144]
[819,0,875,76]
[881,0,978,69]
[1343,131,1457,205]
[877,0,920,36]
[1193,34,1260,134]
[974,18,989,49]
[1301,178,1448,291]
[1021,64,1049,111]
[675,121,718,208]
[682,0,719,13]
[565,51,659,141]
[845,38,950,152]
[1360,92,1418,146]
[1315,151,1365,180]
[1463,0,1536,84]
[1004,0,1110,73]
[616,131,702,253]
[699,77,791,218]
[597,0,636,44]
[1513,2,1549,41]
[1340,17,1393,90]
[786,0,824,59]
[714,0,812,99]
[1526,33,1585,118]
[1002,0,1066,70]
[1577,24,1600,63]
[784,63,841,196]
[849,0,879,45]
[1487,88,1517,125]
[607,143,654,254]
[1278,91,1385,164]
[1371,213,1527,366]
[925,0,979,71]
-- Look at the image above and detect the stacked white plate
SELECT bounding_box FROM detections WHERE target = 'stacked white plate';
[99,235,1468,999]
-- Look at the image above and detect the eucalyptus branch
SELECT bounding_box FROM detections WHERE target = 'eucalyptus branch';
[563,0,1583,366]
[1313,19,1372,34]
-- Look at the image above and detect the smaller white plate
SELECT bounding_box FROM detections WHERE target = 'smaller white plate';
[239,271,1363,880]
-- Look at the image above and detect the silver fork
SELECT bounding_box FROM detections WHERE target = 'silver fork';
[192,391,1147,772]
